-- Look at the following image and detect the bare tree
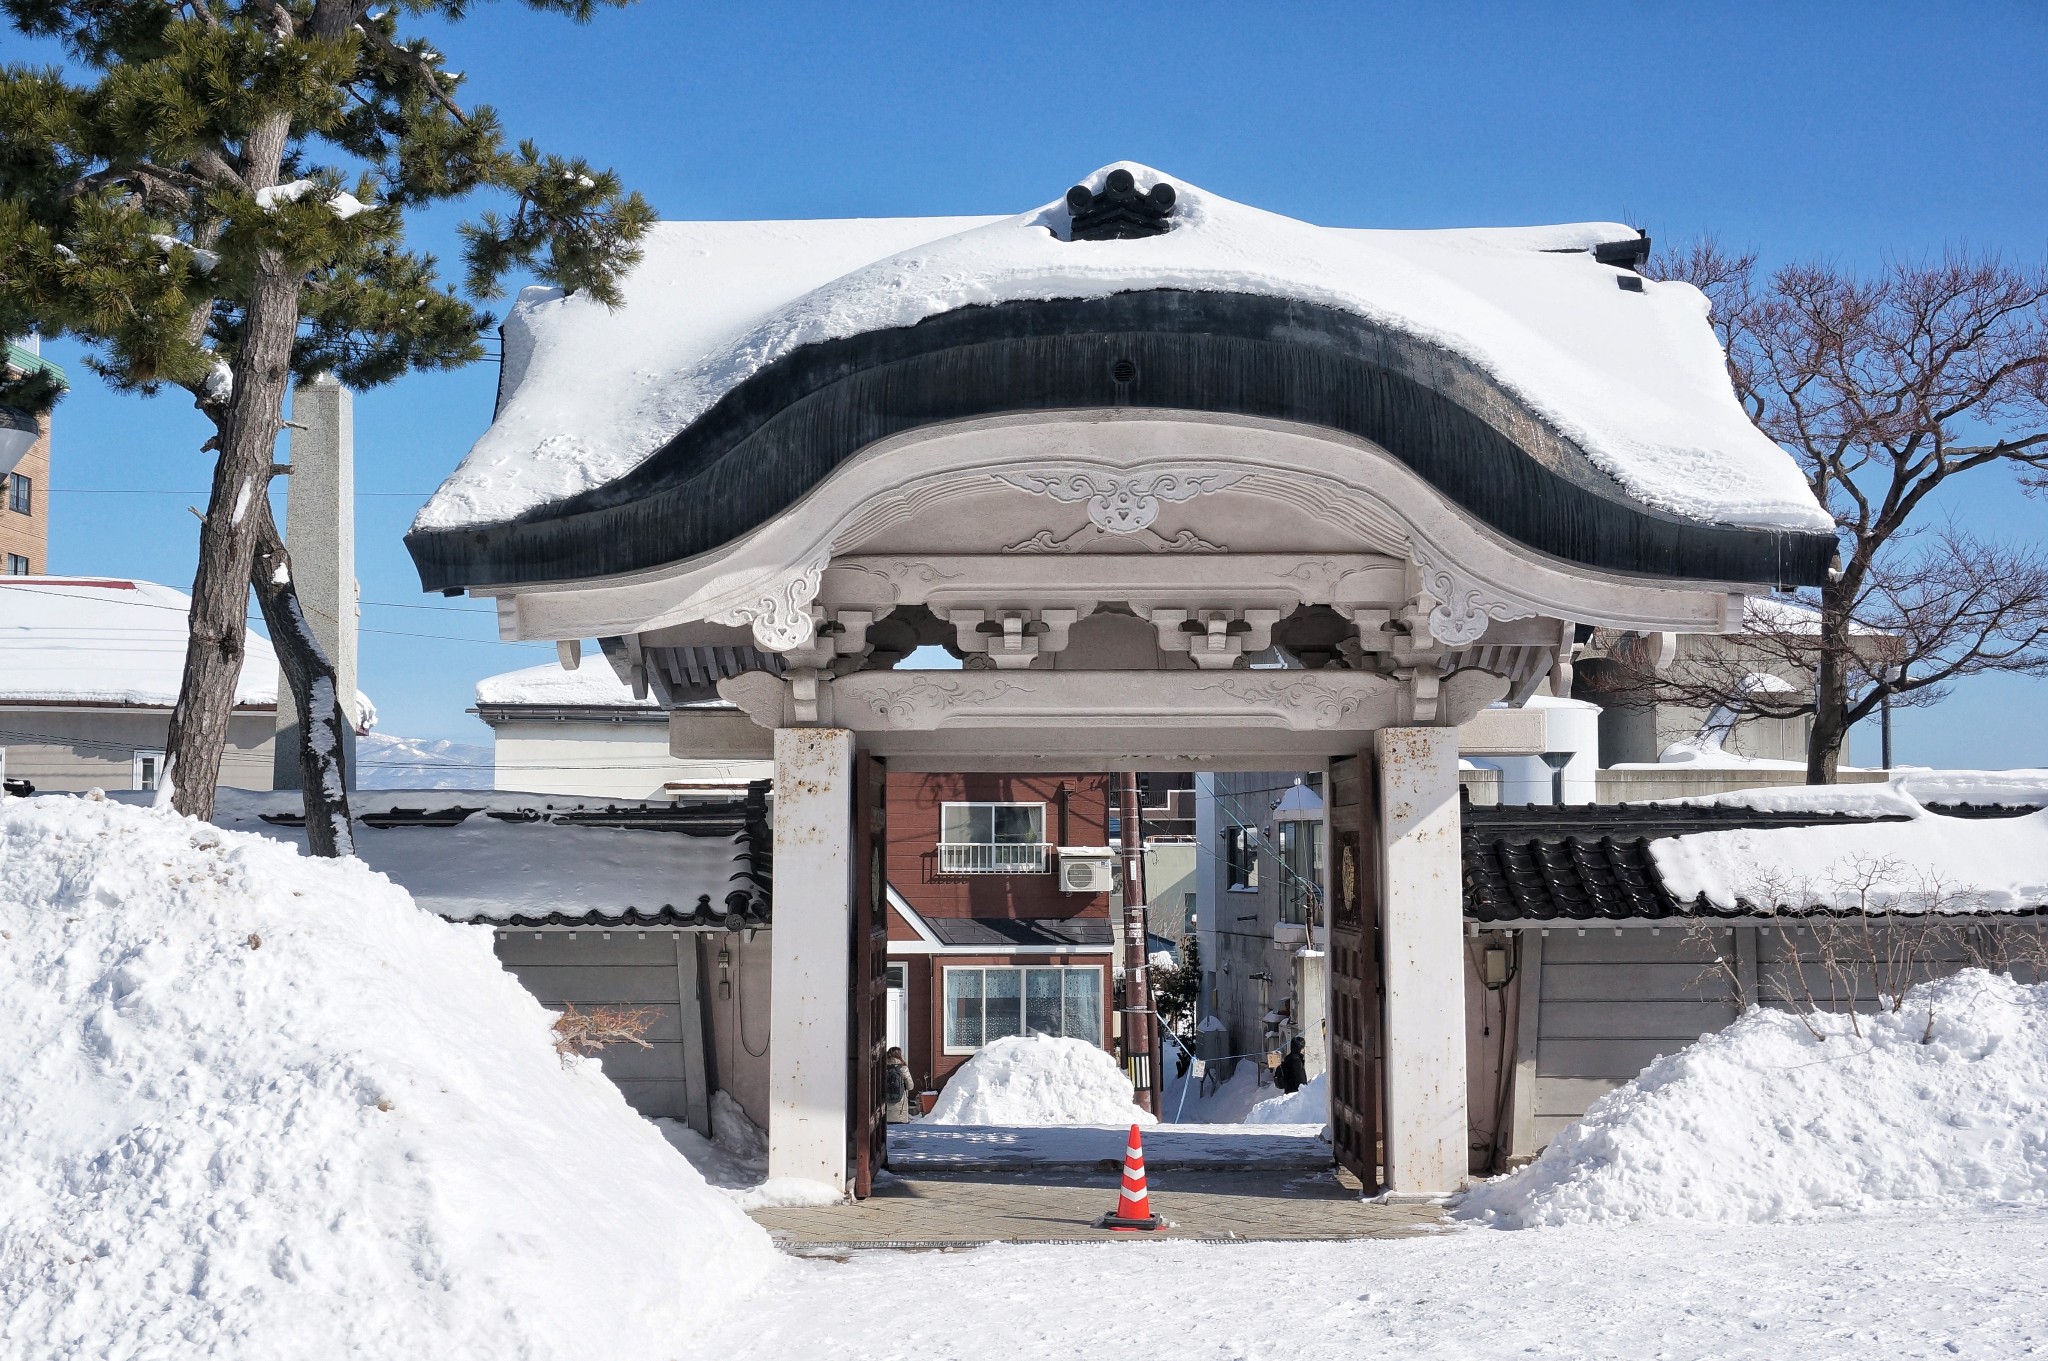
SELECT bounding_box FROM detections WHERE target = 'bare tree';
[1603,246,2048,781]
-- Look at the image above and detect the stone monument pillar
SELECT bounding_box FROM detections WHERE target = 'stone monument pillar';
[273,374,358,790]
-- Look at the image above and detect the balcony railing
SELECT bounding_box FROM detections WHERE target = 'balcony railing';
[938,841,1052,874]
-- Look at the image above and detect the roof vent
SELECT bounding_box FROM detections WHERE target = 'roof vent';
[1065,169,1177,241]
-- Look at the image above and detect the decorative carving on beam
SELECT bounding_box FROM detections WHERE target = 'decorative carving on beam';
[994,468,1249,534]
[830,670,1401,733]
[705,554,830,651]
[946,608,1083,670]
[1002,524,1227,555]
[1409,541,1537,646]
[1150,608,1283,670]
[1187,674,1385,729]
[842,676,1035,727]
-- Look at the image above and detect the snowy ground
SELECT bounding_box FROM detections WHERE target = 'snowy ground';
[679,1207,2048,1360]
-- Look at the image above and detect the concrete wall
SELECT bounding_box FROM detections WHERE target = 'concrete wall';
[1142,841,1198,942]
[1,706,274,791]
[490,716,771,800]
[1595,767,1889,803]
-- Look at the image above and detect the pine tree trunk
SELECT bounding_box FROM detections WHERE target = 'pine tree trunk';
[250,509,355,858]
[164,252,302,820]
[1805,582,1852,784]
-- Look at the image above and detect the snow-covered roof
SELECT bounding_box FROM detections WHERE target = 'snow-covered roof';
[184,788,762,925]
[416,162,1828,537]
[475,661,660,709]
[0,577,277,708]
[1638,774,2048,915]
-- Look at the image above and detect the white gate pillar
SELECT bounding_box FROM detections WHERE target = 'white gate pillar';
[767,726,855,1192]
[1375,726,1469,1194]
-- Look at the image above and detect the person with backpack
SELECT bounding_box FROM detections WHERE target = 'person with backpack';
[883,1046,915,1123]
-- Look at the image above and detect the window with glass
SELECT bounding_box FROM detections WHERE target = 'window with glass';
[6,475,29,516]
[5,554,28,576]
[1224,825,1260,890]
[938,801,1049,873]
[132,749,165,792]
[1275,820,1324,925]
[943,965,1102,1051]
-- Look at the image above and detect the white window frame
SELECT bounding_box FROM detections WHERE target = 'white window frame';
[941,964,1104,1054]
[937,800,1050,874]
[132,749,166,792]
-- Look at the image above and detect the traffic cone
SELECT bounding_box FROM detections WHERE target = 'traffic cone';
[1097,1123,1164,1231]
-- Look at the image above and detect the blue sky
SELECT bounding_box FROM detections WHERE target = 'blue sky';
[25,1,2048,764]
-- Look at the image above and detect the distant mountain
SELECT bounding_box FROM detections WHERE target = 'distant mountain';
[355,733,493,791]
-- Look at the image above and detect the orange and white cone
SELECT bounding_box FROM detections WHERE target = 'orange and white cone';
[1097,1123,1164,1231]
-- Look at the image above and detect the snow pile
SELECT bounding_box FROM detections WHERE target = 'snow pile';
[658,1093,841,1210]
[1458,972,2048,1227]
[0,792,773,1359]
[418,162,1828,534]
[1245,1072,1328,1125]
[925,1035,1156,1127]
[1651,794,2048,914]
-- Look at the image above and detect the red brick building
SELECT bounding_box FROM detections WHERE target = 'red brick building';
[884,771,1120,1098]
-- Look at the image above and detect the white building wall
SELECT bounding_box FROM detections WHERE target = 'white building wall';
[490,717,770,799]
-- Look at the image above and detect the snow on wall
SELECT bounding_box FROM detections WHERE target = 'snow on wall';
[0,791,773,1359]
[1639,775,2048,915]
[1651,802,2048,914]
[1457,971,2048,1227]
[415,162,1830,535]
[924,1034,1156,1127]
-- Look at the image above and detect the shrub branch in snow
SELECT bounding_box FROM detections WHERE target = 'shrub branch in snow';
[550,1002,657,1057]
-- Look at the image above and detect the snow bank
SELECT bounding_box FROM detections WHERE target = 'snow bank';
[925,1035,1156,1127]
[0,792,773,1360]
[1246,1072,1328,1125]
[659,1092,842,1210]
[1458,972,2048,1227]
[417,162,1828,535]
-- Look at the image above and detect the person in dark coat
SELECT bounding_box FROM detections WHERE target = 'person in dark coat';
[1274,1035,1308,1095]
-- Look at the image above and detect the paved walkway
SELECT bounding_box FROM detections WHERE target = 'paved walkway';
[748,1163,1443,1253]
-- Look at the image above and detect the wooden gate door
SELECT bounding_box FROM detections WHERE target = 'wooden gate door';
[849,751,890,1198]
[1327,752,1386,1193]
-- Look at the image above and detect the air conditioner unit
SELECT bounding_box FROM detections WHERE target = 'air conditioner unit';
[1057,848,1116,894]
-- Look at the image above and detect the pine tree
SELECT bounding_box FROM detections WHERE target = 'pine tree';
[0,1,653,853]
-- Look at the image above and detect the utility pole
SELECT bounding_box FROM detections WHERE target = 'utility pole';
[1117,771,1160,1114]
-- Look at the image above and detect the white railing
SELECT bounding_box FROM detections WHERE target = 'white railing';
[938,841,1053,874]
